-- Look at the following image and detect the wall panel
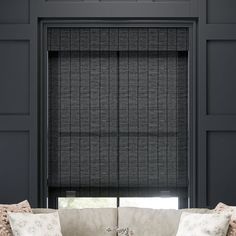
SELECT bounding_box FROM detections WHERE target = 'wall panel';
[0,41,30,115]
[197,0,236,207]
[0,0,235,208]
[35,1,197,18]
[207,131,236,208]
[0,0,29,24]
[207,40,236,115]
[0,132,29,203]
[207,0,236,24]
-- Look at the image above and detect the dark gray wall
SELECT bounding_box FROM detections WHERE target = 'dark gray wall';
[0,0,235,208]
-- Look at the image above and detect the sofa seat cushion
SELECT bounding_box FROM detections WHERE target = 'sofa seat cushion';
[33,208,117,236]
[118,207,212,236]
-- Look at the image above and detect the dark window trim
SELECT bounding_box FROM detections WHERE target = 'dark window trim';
[39,19,197,209]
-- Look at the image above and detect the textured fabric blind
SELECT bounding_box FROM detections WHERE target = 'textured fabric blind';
[48,27,188,197]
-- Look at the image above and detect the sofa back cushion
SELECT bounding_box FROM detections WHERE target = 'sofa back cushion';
[118,207,211,236]
[33,208,117,236]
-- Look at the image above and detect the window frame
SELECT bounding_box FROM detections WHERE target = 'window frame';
[39,19,197,209]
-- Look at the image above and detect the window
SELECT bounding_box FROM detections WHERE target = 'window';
[58,198,117,209]
[58,197,178,209]
[120,197,178,209]
[47,26,189,208]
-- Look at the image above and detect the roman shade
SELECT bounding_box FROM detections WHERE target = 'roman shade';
[47,27,189,199]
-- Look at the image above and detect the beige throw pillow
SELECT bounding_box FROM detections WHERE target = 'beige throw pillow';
[8,212,62,236]
[0,200,32,236]
[176,212,230,236]
[215,202,236,236]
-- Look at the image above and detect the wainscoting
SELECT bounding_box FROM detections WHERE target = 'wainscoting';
[0,0,236,209]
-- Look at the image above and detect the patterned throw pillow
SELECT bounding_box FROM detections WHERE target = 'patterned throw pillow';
[176,212,230,236]
[8,212,62,236]
[214,202,236,236]
[0,200,32,236]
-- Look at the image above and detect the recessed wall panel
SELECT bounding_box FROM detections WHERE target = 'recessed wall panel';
[0,0,29,24]
[207,40,236,115]
[207,132,236,208]
[0,41,29,115]
[0,132,29,203]
[207,0,236,24]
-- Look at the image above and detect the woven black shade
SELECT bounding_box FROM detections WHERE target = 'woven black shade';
[48,27,188,197]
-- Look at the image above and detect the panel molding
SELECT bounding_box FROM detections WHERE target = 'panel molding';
[207,39,236,115]
[0,116,30,131]
[204,116,236,131]
[206,131,236,207]
[0,0,234,208]
[204,25,236,40]
[0,25,33,40]
[0,0,30,24]
[0,40,30,115]
[0,131,30,203]
[207,0,236,24]
[36,2,197,18]
[197,129,207,207]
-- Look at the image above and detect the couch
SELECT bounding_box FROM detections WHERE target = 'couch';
[33,207,211,236]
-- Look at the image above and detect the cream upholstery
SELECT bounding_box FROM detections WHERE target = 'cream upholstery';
[33,208,117,236]
[33,207,211,236]
[118,207,212,236]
